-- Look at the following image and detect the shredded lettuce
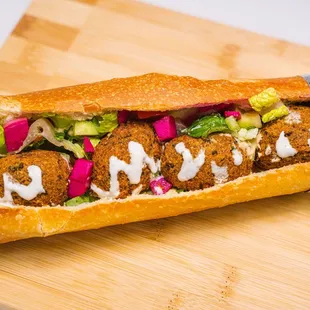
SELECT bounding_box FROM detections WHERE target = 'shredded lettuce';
[249,88,280,112]
[94,112,118,134]
[66,142,85,158]
[55,131,65,141]
[65,195,96,206]
[262,105,289,123]
[182,114,229,138]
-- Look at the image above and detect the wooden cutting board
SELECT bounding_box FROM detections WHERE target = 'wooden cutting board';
[0,0,310,309]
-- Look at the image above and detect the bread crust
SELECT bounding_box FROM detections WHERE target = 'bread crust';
[0,73,309,115]
[1,162,309,243]
[0,73,309,243]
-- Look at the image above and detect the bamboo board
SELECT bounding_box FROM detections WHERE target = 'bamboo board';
[0,0,310,309]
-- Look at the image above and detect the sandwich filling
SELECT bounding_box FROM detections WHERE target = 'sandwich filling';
[0,87,309,207]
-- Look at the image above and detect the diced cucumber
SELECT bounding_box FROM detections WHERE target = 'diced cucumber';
[238,112,262,129]
[225,116,240,132]
[89,138,101,147]
[73,121,99,136]
[51,116,73,129]
[0,126,5,147]
[0,126,6,154]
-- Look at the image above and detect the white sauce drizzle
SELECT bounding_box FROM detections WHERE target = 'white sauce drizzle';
[0,165,45,203]
[211,161,228,184]
[175,142,205,181]
[91,183,113,199]
[276,131,297,158]
[238,141,256,160]
[265,145,272,156]
[132,184,143,196]
[156,160,161,173]
[284,111,302,125]
[91,141,158,198]
[232,148,243,166]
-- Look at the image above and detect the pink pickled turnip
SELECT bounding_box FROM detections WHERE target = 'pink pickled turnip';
[68,180,90,198]
[83,137,95,153]
[68,159,93,198]
[224,110,241,120]
[150,176,172,195]
[4,118,29,152]
[153,115,177,141]
[118,110,130,123]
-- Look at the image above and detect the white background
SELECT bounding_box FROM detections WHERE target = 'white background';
[0,0,309,47]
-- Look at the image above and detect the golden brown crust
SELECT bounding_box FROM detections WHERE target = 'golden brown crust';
[0,74,310,243]
[0,73,309,115]
[1,162,309,243]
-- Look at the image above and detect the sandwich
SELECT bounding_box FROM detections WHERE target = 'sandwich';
[0,73,309,243]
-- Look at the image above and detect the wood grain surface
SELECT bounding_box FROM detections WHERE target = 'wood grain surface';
[0,0,310,309]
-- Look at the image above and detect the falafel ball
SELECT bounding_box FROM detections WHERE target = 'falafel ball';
[161,134,253,191]
[206,134,253,184]
[92,122,161,199]
[0,150,70,206]
[256,105,310,170]
[161,135,214,191]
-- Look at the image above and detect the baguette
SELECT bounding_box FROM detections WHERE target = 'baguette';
[0,73,309,244]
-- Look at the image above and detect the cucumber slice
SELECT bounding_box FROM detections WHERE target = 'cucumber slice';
[73,121,99,136]
[51,116,73,129]
[89,138,101,147]
[225,116,240,132]
[238,112,262,129]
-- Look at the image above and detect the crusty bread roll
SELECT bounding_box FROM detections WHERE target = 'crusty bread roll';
[0,73,309,243]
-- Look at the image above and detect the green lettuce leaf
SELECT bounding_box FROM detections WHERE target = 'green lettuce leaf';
[65,195,96,206]
[249,88,280,112]
[0,125,7,154]
[182,113,229,138]
[95,112,118,134]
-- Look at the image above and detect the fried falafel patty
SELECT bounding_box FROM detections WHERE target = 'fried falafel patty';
[256,105,310,170]
[161,135,213,191]
[92,122,161,199]
[206,134,253,183]
[161,134,253,191]
[0,150,70,206]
